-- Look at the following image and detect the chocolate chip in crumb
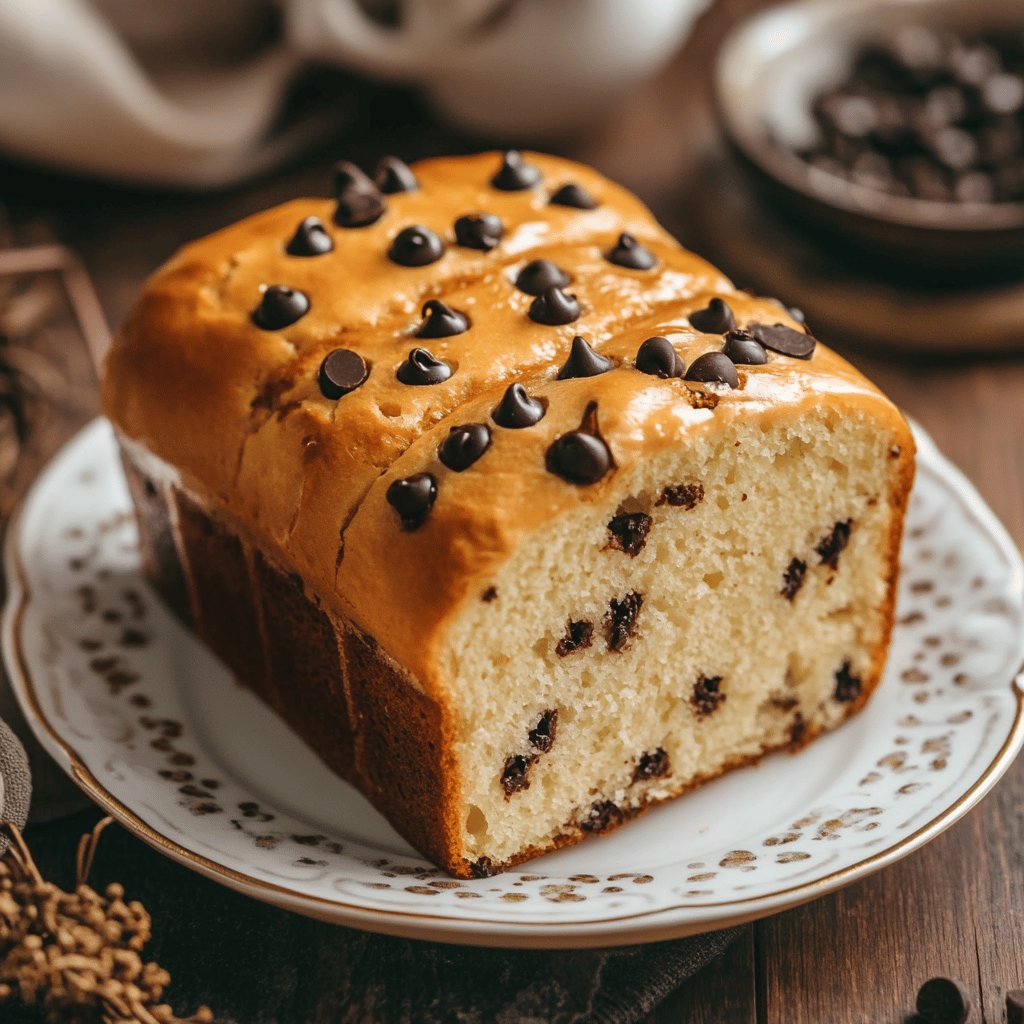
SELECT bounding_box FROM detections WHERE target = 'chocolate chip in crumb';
[285,216,334,256]
[580,800,624,833]
[491,150,541,191]
[388,225,445,267]
[606,591,643,652]
[834,661,862,703]
[606,511,652,556]
[439,423,491,471]
[723,329,768,366]
[375,156,418,193]
[635,336,685,378]
[501,753,536,796]
[633,747,670,783]
[529,286,580,326]
[816,519,852,569]
[550,183,598,209]
[318,348,369,399]
[781,558,807,601]
[657,482,704,509]
[789,713,807,748]
[252,286,310,330]
[685,352,739,389]
[557,336,613,379]
[605,232,658,270]
[556,619,593,657]
[689,298,736,334]
[454,213,503,251]
[749,322,817,359]
[916,977,972,1024]
[396,347,453,385]
[493,383,545,428]
[386,473,437,530]
[529,709,558,753]
[470,857,495,879]
[416,299,469,338]
[514,259,571,296]
[482,586,498,603]
[692,674,725,716]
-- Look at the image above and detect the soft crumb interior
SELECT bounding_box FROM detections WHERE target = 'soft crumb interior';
[445,408,905,866]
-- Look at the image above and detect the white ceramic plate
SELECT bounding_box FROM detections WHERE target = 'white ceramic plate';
[3,419,1023,948]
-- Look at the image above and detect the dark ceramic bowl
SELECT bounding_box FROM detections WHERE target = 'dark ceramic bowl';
[715,0,1024,282]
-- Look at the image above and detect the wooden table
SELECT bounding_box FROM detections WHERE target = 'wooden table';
[2,1,1022,1020]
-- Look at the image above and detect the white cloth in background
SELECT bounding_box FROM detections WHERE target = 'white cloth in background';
[0,0,712,189]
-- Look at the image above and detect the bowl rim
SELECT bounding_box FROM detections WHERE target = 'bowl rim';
[714,0,1024,235]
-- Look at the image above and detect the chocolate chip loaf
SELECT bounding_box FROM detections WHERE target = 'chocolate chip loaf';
[102,151,916,878]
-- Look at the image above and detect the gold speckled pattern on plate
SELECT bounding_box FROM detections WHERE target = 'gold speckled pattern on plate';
[3,419,1023,948]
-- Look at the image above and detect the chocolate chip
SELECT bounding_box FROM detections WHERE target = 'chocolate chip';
[416,299,468,338]
[396,347,452,386]
[549,183,597,209]
[692,674,725,716]
[333,160,374,196]
[605,232,657,270]
[748,322,817,359]
[491,150,541,191]
[252,286,310,330]
[514,259,570,296]
[685,352,739,388]
[816,519,852,569]
[439,423,491,471]
[1006,990,1024,1024]
[285,216,333,257]
[547,410,612,485]
[607,512,652,556]
[789,713,807,747]
[657,482,704,509]
[916,977,972,1024]
[557,336,613,379]
[834,661,862,703]
[788,306,806,323]
[556,619,593,657]
[633,748,670,782]
[529,709,558,753]
[334,189,387,229]
[386,472,437,530]
[375,156,418,193]
[580,800,624,834]
[635,336,684,378]
[333,161,386,227]
[781,558,807,601]
[493,383,545,428]
[501,753,536,796]
[689,298,736,334]
[606,591,643,652]
[723,329,768,365]
[482,586,498,603]
[454,213,503,251]
[388,225,445,267]
[470,857,495,878]
[529,286,580,325]
[318,348,368,399]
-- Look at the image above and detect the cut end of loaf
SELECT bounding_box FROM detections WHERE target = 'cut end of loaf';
[443,406,912,874]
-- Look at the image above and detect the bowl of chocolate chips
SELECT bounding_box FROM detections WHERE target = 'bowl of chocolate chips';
[716,0,1024,280]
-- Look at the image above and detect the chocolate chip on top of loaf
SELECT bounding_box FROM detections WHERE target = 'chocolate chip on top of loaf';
[104,152,915,878]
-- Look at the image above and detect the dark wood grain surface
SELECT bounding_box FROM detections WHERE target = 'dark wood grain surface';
[2,0,1022,1020]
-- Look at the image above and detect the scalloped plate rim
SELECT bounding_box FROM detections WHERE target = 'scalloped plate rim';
[2,417,1023,949]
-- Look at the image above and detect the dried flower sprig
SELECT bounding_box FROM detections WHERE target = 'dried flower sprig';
[0,818,213,1024]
